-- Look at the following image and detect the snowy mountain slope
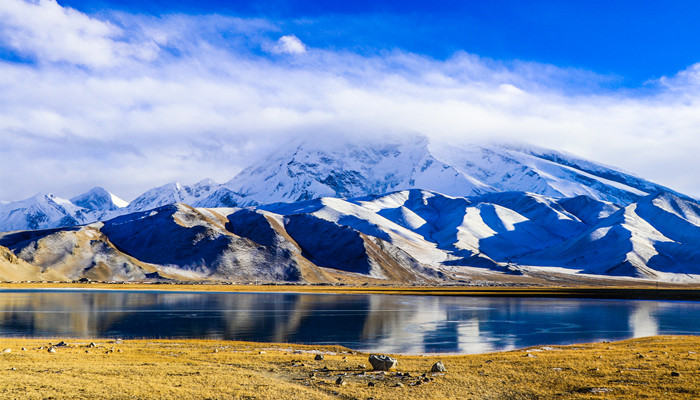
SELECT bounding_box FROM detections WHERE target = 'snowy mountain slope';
[0,193,91,231]
[0,189,698,282]
[123,179,217,214]
[0,186,128,233]
[100,203,308,281]
[195,134,491,208]
[70,187,127,211]
[518,193,700,278]
[429,142,682,205]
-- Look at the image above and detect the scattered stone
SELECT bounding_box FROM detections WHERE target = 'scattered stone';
[315,354,324,361]
[115,339,123,344]
[335,376,346,386]
[259,351,267,355]
[214,349,218,353]
[394,382,404,388]
[47,347,56,353]
[638,354,645,359]
[321,366,330,372]
[55,341,68,347]
[369,354,398,371]
[117,349,123,353]
[85,351,89,353]
[431,361,447,373]
[588,388,613,394]
[524,353,535,358]
[485,360,493,364]
[21,348,26,351]
[2,349,10,353]
[671,371,681,377]
[88,343,96,348]
[367,382,375,387]
[10,368,16,371]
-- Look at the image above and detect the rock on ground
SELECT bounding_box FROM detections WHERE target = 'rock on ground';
[369,354,398,371]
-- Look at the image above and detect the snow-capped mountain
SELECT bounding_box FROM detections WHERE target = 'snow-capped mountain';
[192,134,684,208]
[0,188,126,232]
[1,189,697,283]
[0,134,691,233]
[123,179,217,214]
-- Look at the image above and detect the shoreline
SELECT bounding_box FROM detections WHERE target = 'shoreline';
[2,282,700,300]
[0,335,697,399]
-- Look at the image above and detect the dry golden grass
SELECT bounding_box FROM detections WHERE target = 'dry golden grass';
[0,336,697,399]
[1,282,699,301]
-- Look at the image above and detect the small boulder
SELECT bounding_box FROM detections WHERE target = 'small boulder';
[88,342,96,348]
[369,354,398,371]
[335,376,346,386]
[315,354,324,361]
[21,348,26,351]
[55,341,68,347]
[671,371,681,377]
[47,347,56,353]
[431,361,447,373]
[2,349,10,353]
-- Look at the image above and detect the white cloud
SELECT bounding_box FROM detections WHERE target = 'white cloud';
[0,0,157,67]
[271,35,306,54]
[0,2,699,202]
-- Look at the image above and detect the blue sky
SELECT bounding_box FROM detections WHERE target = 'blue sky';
[56,0,700,87]
[1,0,700,201]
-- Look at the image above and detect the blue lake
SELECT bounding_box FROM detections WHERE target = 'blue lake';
[0,290,698,354]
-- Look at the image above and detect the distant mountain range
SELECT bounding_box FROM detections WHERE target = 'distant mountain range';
[0,135,687,232]
[1,135,698,283]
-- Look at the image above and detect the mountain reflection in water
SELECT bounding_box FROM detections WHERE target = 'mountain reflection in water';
[0,290,698,354]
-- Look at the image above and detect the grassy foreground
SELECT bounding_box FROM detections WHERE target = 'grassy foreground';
[0,336,697,399]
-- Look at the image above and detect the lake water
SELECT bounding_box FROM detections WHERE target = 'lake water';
[0,290,698,354]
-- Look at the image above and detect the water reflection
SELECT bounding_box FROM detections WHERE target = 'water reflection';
[0,290,698,354]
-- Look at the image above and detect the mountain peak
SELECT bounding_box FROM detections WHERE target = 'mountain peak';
[70,187,127,212]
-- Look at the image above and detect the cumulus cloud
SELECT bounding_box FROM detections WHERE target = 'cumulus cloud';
[271,35,306,54]
[0,0,157,67]
[0,1,699,201]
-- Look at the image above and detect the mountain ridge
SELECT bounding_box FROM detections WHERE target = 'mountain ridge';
[0,189,697,283]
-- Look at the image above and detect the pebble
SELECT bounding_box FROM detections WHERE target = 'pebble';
[21,348,26,351]
[2,349,10,353]
[259,351,267,355]
[47,347,56,353]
